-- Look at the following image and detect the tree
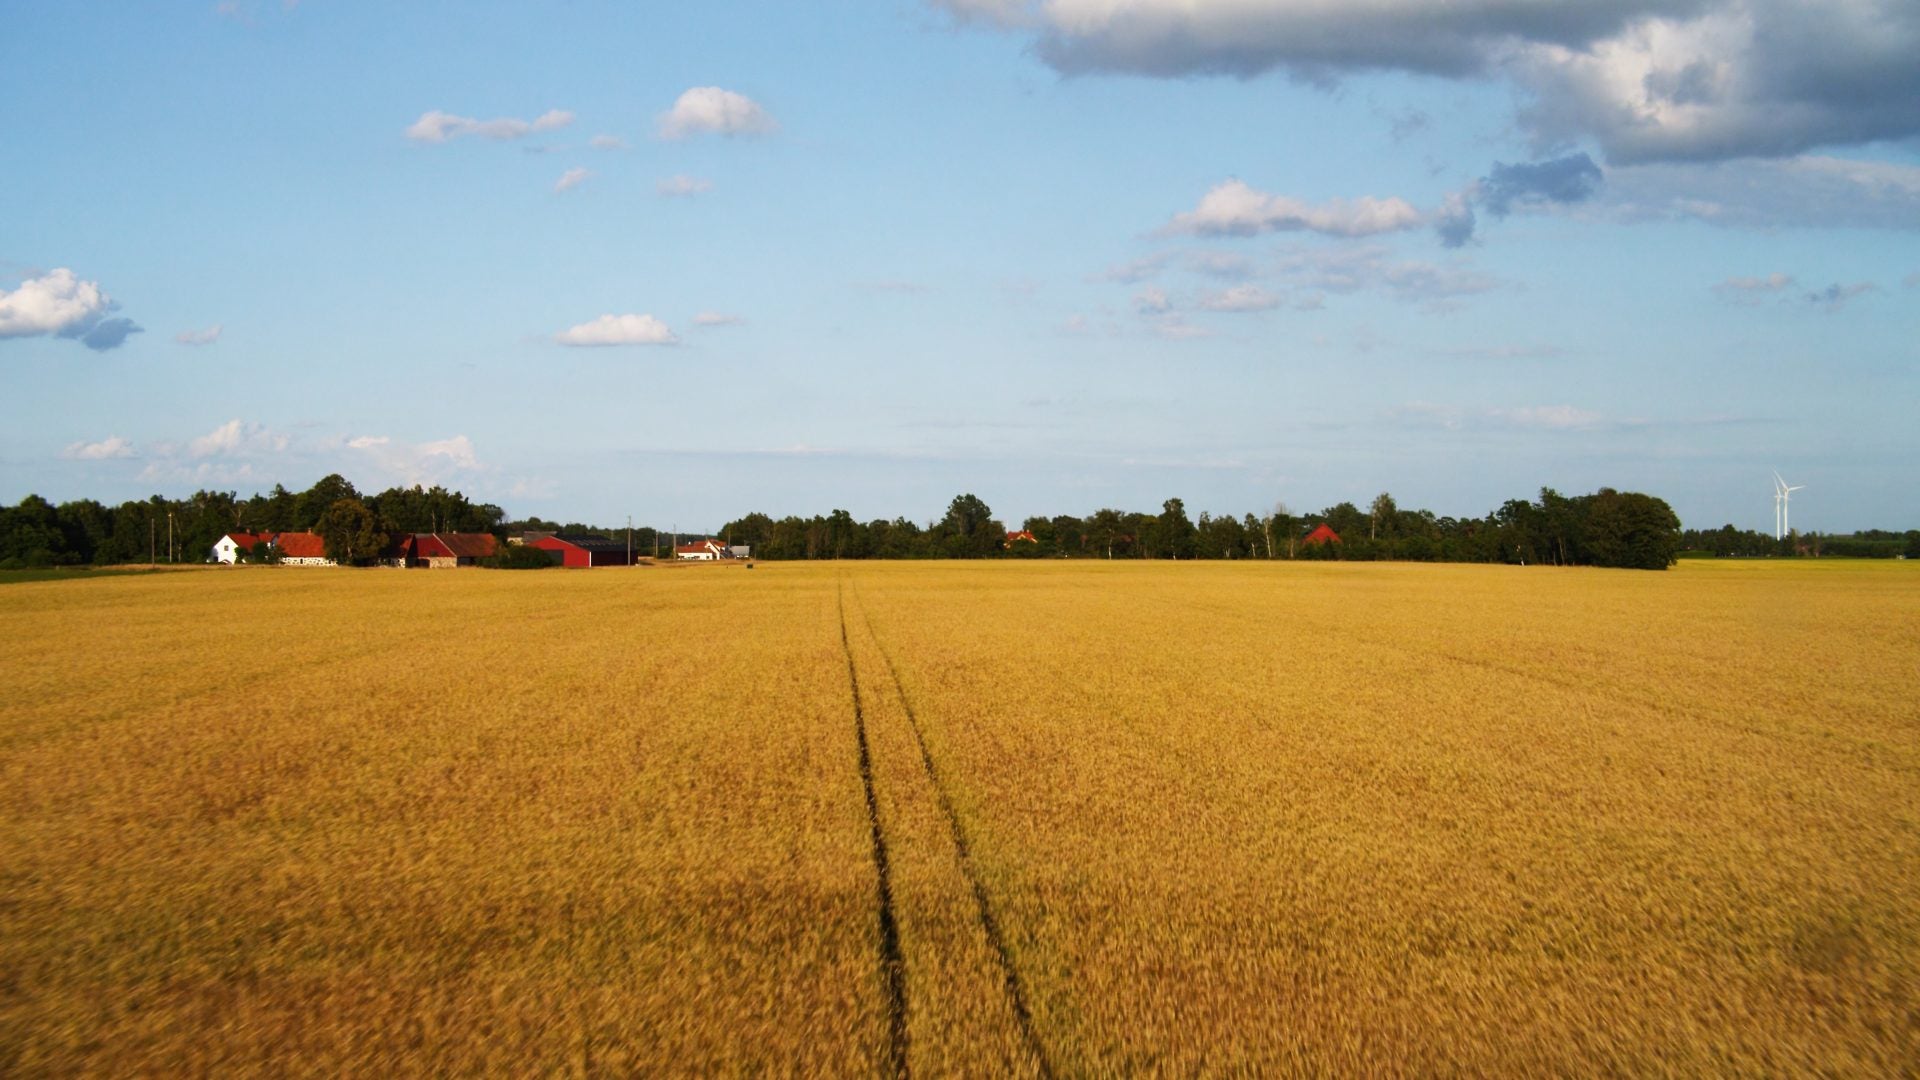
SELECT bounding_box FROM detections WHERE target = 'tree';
[1584,489,1681,570]
[296,474,361,529]
[939,493,1002,558]
[1159,498,1196,559]
[1370,492,1398,540]
[318,498,386,565]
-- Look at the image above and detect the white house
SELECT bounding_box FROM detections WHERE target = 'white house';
[675,539,729,561]
[212,532,269,564]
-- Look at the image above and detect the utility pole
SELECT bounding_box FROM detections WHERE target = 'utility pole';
[150,517,155,566]
[167,511,174,563]
[627,515,632,566]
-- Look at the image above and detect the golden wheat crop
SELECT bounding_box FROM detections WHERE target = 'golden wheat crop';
[2,559,1916,1074]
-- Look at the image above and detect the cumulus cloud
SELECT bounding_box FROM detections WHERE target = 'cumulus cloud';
[62,436,136,461]
[188,419,290,459]
[693,311,745,327]
[657,174,715,197]
[657,87,777,139]
[554,167,592,193]
[1165,180,1423,238]
[405,108,573,143]
[941,0,1920,165]
[0,268,142,351]
[174,324,222,346]
[554,313,678,346]
[345,433,482,481]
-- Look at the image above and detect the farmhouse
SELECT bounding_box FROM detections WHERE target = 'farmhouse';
[212,532,269,564]
[1005,529,1037,547]
[1303,523,1342,546]
[275,531,335,566]
[412,532,498,568]
[528,533,635,567]
[675,540,730,561]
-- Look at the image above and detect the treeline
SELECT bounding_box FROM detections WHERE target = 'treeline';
[723,488,1690,570]
[1679,525,1920,559]
[0,474,507,568]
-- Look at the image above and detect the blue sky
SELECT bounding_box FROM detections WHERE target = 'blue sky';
[4,1,1915,532]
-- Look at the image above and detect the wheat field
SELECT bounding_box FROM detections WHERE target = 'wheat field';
[2,560,1915,1074]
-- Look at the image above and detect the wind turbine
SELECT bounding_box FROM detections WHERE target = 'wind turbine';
[1773,470,1804,539]
[1771,475,1784,539]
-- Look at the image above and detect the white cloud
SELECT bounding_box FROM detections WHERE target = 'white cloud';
[0,269,109,337]
[1196,284,1284,312]
[62,436,136,461]
[589,134,627,150]
[657,174,715,197]
[693,312,745,327]
[188,418,290,459]
[1165,180,1424,238]
[554,167,592,193]
[340,433,484,487]
[405,108,574,143]
[175,324,222,346]
[554,313,678,346]
[657,87,777,139]
[0,268,141,350]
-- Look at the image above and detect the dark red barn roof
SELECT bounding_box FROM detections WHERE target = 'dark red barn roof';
[1303,523,1341,545]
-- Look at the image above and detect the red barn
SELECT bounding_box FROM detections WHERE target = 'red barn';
[1303,523,1342,546]
[528,533,635,567]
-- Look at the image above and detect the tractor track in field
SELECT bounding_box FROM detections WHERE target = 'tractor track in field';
[838,583,910,1079]
[852,585,1056,1080]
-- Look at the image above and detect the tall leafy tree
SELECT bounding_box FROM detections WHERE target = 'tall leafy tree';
[318,498,387,565]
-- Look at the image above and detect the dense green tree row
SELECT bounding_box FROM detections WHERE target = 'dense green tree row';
[722,488,1697,570]
[0,475,504,568]
[10,480,1908,571]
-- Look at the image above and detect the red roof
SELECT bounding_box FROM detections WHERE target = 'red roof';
[275,531,328,558]
[222,532,266,549]
[1304,523,1342,545]
[1005,530,1037,543]
[676,541,720,554]
[416,532,497,559]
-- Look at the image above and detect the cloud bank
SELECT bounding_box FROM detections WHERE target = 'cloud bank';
[936,0,1920,164]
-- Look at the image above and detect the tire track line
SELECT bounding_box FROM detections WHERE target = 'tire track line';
[838,581,910,1079]
[852,587,1056,1080]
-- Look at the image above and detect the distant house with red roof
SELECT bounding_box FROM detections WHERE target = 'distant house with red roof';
[412,532,498,567]
[1004,529,1037,547]
[675,539,729,561]
[274,531,335,566]
[212,532,268,564]
[1303,523,1342,546]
